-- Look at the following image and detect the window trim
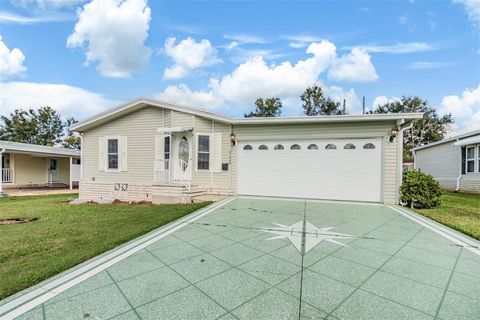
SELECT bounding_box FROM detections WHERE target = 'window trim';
[105,136,121,172]
[196,133,211,171]
[465,145,477,174]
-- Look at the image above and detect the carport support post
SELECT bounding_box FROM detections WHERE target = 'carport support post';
[0,148,4,194]
[69,156,73,190]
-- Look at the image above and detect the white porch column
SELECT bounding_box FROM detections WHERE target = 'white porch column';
[0,148,5,194]
[69,156,73,190]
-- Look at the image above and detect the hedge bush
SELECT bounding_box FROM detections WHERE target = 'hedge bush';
[400,170,442,209]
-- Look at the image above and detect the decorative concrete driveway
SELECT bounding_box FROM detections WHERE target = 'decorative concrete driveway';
[1,197,480,320]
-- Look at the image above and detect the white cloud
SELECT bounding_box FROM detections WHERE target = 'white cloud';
[0,11,72,24]
[163,37,221,80]
[0,81,115,120]
[454,0,480,30]
[372,96,401,109]
[439,85,480,133]
[155,40,369,114]
[67,0,152,78]
[224,34,267,44]
[155,84,223,109]
[406,61,450,69]
[0,36,26,80]
[398,14,409,25]
[328,48,378,82]
[352,42,442,54]
[282,34,323,48]
[10,0,85,9]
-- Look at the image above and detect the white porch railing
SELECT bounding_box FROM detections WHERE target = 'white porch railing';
[2,168,13,183]
[154,159,191,189]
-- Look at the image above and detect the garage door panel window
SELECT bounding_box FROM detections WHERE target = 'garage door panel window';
[274,144,284,150]
[243,145,253,150]
[197,135,210,170]
[325,144,337,150]
[258,144,268,150]
[466,146,475,173]
[344,143,356,150]
[290,144,301,150]
[307,144,318,150]
[363,143,376,149]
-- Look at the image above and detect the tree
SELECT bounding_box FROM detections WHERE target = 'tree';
[369,96,453,162]
[244,98,282,118]
[300,85,347,116]
[0,109,38,144]
[0,106,80,149]
[62,118,81,150]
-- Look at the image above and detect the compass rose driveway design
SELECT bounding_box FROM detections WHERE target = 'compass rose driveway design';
[1,197,480,320]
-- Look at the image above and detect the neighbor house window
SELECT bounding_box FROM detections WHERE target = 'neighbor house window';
[363,143,376,149]
[258,144,268,150]
[243,145,253,150]
[344,143,356,150]
[274,144,284,150]
[107,139,119,170]
[307,144,318,150]
[197,135,210,170]
[325,144,336,150]
[466,146,475,173]
[290,144,301,150]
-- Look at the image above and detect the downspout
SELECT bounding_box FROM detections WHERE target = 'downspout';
[455,138,461,192]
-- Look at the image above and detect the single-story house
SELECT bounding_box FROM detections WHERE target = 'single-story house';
[71,98,423,204]
[0,141,81,193]
[413,130,480,193]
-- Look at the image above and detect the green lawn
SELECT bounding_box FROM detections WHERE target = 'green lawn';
[0,194,210,300]
[413,191,480,240]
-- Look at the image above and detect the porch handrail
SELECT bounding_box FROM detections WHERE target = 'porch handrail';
[154,159,191,190]
[2,168,13,183]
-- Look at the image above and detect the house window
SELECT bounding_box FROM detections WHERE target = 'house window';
[243,145,253,150]
[325,144,336,150]
[307,144,318,150]
[290,144,301,150]
[164,136,170,169]
[107,139,119,170]
[363,143,376,149]
[466,146,475,173]
[258,144,268,150]
[274,144,284,150]
[197,135,210,170]
[344,143,356,150]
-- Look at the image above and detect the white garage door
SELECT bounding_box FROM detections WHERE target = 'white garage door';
[237,138,383,202]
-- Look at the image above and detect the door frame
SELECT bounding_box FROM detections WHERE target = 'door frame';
[48,158,60,183]
[171,132,193,182]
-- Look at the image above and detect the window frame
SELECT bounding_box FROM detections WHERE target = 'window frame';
[105,136,121,172]
[196,134,211,171]
[164,136,171,170]
[465,145,476,174]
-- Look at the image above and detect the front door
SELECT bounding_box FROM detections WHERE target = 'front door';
[48,159,60,183]
[171,134,192,182]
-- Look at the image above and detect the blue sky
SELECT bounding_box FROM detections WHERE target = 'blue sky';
[0,0,479,133]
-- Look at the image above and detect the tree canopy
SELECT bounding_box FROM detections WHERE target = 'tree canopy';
[244,98,282,118]
[301,85,346,116]
[369,96,453,161]
[0,106,80,149]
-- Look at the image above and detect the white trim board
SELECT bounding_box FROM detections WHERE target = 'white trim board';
[0,197,235,320]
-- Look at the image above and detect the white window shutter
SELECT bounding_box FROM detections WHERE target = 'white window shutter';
[155,135,164,160]
[121,136,128,172]
[98,137,105,171]
[212,132,222,172]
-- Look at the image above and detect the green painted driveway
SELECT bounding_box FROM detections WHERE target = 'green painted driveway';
[1,197,480,320]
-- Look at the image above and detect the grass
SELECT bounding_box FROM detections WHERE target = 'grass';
[413,191,480,240]
[0,194,210,300]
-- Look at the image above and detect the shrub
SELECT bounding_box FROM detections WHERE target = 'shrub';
[400,170,442,209]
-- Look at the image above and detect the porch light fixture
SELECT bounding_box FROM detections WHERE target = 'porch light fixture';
[230,132,236,146]
[389,127,399,143]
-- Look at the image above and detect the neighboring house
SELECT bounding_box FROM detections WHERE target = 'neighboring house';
[71,99,422,204]
[0,141,81,193]
[71,98,422,204]
[413,130,480,194]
